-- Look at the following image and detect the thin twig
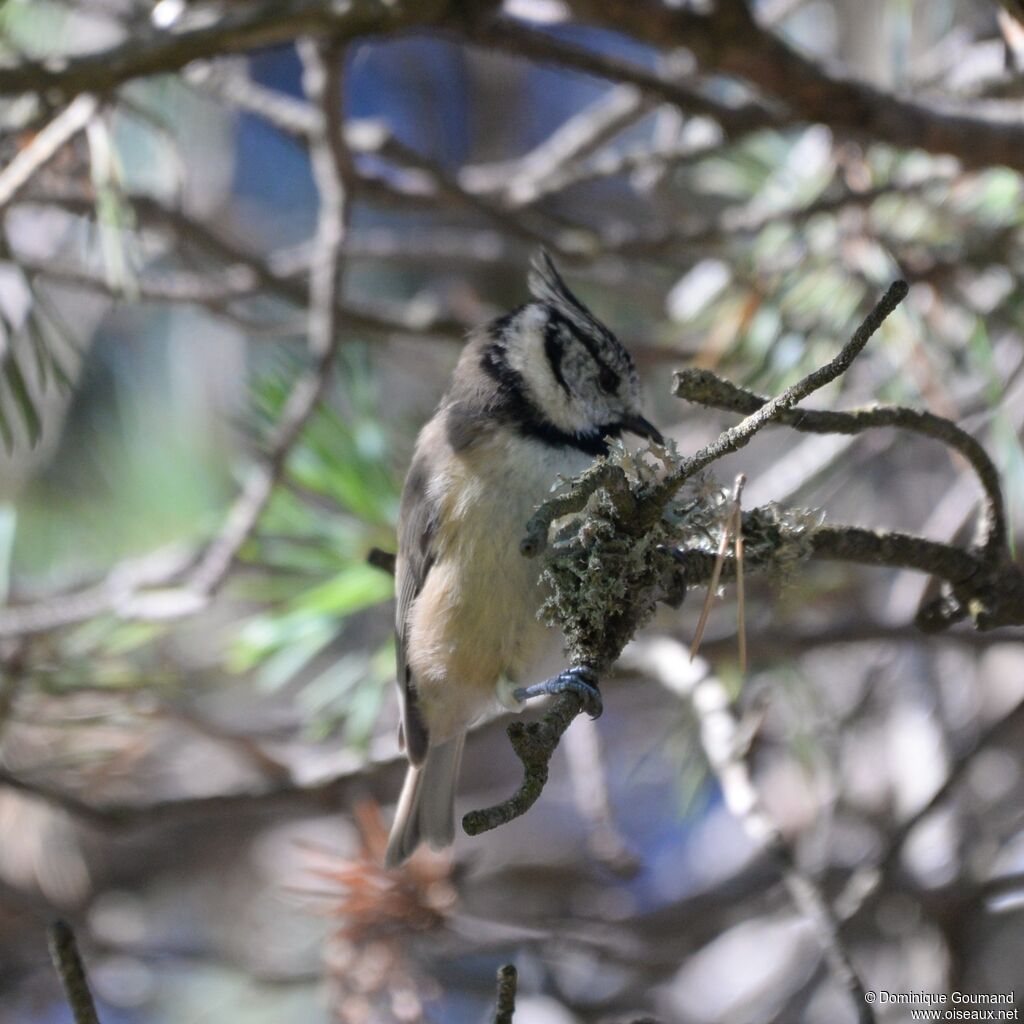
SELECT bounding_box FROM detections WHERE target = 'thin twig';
[0,545,196,638]
[0,95,98,213]
[0,0,452,101]
[834,692,1024,929]
[12,254,467,342]
[460,83,652,205]
[651,280,910,506]
[470,18,776,139]
[48,920,101,1024]
[493,964,517,1024]
[0,745,407,830]
[879,693,1024,877]
[568,0,1024,174]
[672,368,1008,559]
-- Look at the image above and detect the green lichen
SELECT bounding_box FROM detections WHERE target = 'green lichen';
[537,439,685,668]
[535,439,824,667]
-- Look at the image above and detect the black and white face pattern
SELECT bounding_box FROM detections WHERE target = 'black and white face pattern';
[479,250,658,456]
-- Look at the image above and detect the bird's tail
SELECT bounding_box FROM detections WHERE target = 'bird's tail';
[384,734,465,868]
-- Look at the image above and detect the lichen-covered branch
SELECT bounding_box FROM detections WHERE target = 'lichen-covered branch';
[462,688,591,836]
[520,461,634,559]
[668,520,1024,632]
[647,279,909,507]
[672,368,1007,558]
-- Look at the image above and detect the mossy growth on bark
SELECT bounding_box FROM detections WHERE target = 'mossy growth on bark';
[536,438,823,670]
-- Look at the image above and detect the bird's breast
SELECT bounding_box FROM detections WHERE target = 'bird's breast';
[406,430,591,737]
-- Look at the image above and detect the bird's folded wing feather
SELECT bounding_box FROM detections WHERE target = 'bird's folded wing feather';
[395,449,439,766]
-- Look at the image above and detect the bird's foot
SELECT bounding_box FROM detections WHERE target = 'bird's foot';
[513,665,602,719]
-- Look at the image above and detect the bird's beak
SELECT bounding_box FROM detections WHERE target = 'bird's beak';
[620,413,664,445]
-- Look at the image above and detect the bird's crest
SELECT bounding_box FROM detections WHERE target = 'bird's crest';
[528,248,614,345]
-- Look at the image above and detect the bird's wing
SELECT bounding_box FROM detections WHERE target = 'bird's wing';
[395,449,438,766]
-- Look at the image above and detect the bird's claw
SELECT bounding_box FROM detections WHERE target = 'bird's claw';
[513,665,603,719]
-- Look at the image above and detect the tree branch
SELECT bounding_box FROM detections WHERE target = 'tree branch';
[0,95,98,213]
[492,964,517,1024]
[0,748,406,830]
[672,368,1007,558]
[48,920,101,1024]
[0,0,453,100]
[566,0,1024,173]
[639,638,876,1024]
[649,279,909,506]
[468,18,777,139]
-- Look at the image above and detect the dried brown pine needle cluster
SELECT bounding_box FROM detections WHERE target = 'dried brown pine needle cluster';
[296,802,456,1023]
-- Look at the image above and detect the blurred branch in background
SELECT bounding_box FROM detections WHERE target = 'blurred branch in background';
[639,639,874,1024]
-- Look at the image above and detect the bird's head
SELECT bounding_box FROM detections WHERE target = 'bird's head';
[483,249,661,451]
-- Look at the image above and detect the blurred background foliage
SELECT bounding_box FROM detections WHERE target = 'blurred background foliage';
[0,0,1023,1022]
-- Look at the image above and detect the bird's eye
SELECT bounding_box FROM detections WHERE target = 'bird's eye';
[598,366,619,394]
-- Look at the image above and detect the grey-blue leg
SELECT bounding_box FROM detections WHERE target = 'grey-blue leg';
[513,665,602,719]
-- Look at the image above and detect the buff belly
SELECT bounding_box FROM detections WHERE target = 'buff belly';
[405,431,589,743]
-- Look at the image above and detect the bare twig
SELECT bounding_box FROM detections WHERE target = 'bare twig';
[605,175,955,258]
[879,693,1024,878]
[460,83,652,205]
[469,17,776,139]
[0,746,407,829]
[567,0,1024,173]
[0,95,98,213]
[180,41,354,600]
[48,920,101,1024]
[0,544,195,638]
[10,251,467,341]
[493,964,517,1024]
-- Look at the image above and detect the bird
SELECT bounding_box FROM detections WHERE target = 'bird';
[384,249,662,867]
